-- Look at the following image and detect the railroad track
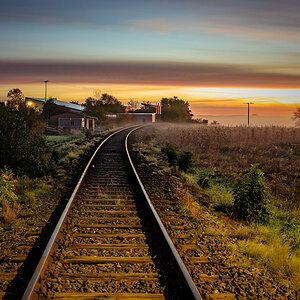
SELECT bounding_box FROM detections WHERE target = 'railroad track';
[20,127,202,299]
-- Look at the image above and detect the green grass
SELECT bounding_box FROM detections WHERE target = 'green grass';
[206,184,234,212]
[46,134,84,146]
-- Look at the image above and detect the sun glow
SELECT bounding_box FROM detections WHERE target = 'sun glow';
[184,88,300,104]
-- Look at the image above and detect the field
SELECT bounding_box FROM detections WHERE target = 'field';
[134,123,300,292]
[151,124,300,212]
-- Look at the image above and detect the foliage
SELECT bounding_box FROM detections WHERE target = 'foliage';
[0,168,20,222]
[0,168,18,206]
[232,164,269,223]
[7,88,25,105]
[0,101,51,177]
[161,143,193,172]
[161,96,193,122]
[84,93,124,122]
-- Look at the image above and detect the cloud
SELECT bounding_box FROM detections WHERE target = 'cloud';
[128,18,300,41]
[128,19,186,34]
[207,25,300,42]
[0,60,299,88]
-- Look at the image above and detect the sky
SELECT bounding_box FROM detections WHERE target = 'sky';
[0,0,299,125]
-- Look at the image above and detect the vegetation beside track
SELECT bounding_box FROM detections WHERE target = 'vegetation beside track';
[0,129,116,296]
[131,125,299,298]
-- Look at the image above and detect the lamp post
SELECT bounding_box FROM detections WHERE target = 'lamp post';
[44,80,48,100]
[244,102,254,126]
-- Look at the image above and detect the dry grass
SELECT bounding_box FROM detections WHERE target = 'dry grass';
[151,124,300,211]
[237,239,300,290]
[3,202,21,222]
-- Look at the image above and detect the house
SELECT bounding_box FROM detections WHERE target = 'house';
[26,97,96,131]
[48,111,95,131]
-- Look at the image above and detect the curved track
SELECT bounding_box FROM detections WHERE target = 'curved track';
[22,127,202,300]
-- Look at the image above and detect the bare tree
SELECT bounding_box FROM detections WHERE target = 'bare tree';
[94,90,102,101]
[293,107,300,126]
[127,99,140,111]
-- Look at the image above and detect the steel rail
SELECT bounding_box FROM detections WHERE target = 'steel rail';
[125,126,203,300]
[22,127,133,300]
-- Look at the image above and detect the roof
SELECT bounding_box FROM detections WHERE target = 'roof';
[26,97,85,112]
[26,97,46,103]
[49,99,85,111]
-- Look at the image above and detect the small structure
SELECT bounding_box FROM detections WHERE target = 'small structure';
[118,113,156,123]
[48,112,95,131]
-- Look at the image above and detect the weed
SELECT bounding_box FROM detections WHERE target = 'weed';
[0,168,20,222]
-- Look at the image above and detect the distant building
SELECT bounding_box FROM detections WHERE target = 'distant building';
[117,113,156,123]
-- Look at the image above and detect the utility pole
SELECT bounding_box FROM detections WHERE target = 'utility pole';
[244,102,254,126]
[44,80,48,100]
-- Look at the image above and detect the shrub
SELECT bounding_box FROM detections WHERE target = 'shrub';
[178,151,193,172]
[161,143,193,172]
[0,168,20,222]
[161,143,180,167]
[232,164,269,223]
[85,130,93,139]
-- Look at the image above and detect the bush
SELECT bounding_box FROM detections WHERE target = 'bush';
[161,143,193,172]
[0,102,52,177]
[161,143,180,167]
[232,164,269,223]
[0,168,20,221]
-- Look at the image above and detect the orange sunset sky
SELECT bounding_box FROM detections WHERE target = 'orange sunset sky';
[0,1,299,125]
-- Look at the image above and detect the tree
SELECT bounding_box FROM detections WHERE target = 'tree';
[161,96,193,122]
[101,93,124,113]
[84,96,105,122]
[84,93,124,122]
[7,88,25,105]
[293,107,300,126]
[0,102,51,177]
